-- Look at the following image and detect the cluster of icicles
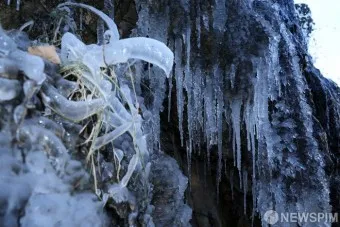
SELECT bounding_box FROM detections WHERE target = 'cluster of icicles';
[166,2,331,223]
[0,2,174,211]
[5,0,21,11]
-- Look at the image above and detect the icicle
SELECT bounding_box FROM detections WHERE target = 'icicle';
[239,167,243,190]
[231,98,242,173]
[215,66,224,196]
[97,19,105,45]
[244,101,256,188]
[184,26,193,185]
[104,0,115,18]
[146,64,167,151]
[16,0,20,11]
[213,0,227,32]
[80,9,83,31]
[185,27,191,76]
[167,71,173,122]
[216,100,223,196]
[206,142,211,175]
[245,103,257,223]
[232,128,236,167]
[230,170,234,200]
[196,15,201,48]
[243,170,248,215]
[202,12,209,30]
[204,76,216,145]
[229,64,236,88]
[224,155,227,177]
[193,67,204,131]
[268,37,281,100]
[186,142,192,190]
[175,38,184,146]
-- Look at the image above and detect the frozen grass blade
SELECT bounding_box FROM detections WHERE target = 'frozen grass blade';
[105,37,174,77]
[93,122,133,150]
[41,84,106,122]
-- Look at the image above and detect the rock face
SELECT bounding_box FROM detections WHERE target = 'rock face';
[1,0,340,226]
[133,0,340,226]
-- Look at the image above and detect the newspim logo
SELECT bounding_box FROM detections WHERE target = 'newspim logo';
[264,210,338,225]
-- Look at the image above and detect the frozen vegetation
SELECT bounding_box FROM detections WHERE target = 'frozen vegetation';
[0,2,190,227]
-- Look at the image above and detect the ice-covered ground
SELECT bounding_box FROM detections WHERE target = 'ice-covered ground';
[295,0,340,85]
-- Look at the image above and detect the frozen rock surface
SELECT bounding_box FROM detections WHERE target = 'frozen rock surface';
[1,0,340,226]
[133,0,340,226]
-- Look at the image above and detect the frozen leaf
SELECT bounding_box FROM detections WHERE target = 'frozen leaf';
[28,46,61,64]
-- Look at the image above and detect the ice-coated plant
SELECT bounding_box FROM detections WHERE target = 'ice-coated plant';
[58,2,174,77]
[40,2,174,203]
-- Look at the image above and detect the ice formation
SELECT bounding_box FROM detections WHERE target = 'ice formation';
[134,0,340,225]
[0,77,21,101]
[58,2,174,77]
[0,4,191,226]
[55,5,179,217]
[5,0,20,11]
[1,0,339,226]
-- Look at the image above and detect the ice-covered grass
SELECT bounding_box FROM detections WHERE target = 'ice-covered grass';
[38,2,174,204]
[1,2,175,223]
